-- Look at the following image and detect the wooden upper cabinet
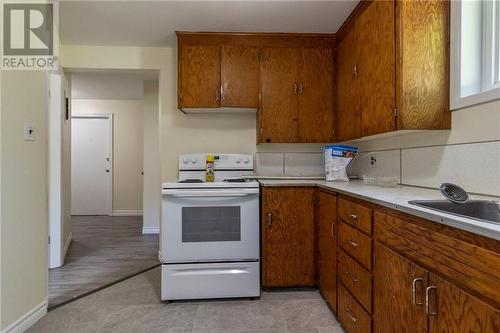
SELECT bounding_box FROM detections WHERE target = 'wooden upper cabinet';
[374,242,428,333]
[178,45,221,108]
[336,26,361,142]
[260,48,299,143]
[316,190,338,312]
[356,0,396,137]
[261,187,315,287]
[396,0,450,130]
[298,48,335,143]
[428,273,500,333]
[221,45,260,108]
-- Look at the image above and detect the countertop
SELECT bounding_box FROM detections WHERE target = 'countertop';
[258,179,500,241]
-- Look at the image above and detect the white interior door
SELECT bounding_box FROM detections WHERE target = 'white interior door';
[71,115,112,215]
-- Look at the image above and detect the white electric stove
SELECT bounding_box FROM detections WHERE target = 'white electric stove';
[160,154,260,301]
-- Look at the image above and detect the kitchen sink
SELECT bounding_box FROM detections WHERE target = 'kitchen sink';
[408,200,500,224]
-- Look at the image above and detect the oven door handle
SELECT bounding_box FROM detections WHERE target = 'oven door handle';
[162,189,259,197]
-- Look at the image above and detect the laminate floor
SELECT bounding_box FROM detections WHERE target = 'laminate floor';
[48,215,159,308]
[31,267,345,333]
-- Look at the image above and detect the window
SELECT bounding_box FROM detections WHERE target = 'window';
[451,0,500,109]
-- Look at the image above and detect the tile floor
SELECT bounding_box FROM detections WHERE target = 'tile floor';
[30,267,345,333]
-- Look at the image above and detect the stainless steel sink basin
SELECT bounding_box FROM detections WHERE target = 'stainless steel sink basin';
[409,200,500,224]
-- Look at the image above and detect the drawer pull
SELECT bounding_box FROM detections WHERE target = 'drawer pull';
[425,286,437,316]
[412,278,424,306]
[347,238,359,247]
[348,213,358,220]
[345,308,358,323]
[330,221,336,238]
[345,270,359,283]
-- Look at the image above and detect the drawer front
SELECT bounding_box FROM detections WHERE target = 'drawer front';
[338,283,372,333]
[339,221,372,270]
[339,197,372,235]
[339,250,372,312]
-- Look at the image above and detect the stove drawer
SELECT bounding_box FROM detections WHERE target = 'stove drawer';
[161,261,260,301]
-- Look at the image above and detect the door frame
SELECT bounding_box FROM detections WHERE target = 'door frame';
[71,113,114,216]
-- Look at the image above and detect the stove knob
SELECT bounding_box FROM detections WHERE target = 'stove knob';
[243,157,250,164]
[190,157,198,164]
[182,157,189,164]
[235,157,242,164]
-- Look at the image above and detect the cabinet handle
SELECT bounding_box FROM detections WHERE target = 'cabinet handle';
[353,63,359,77]
[330,221,336,239]
[293,82,298,95]
[298,82,304,95]
[345,308,358,323]
[215,89,220,102]
[412,278,424,306]
[425,286,437,316]
[345,270,359,283]
[348,213,358,220]
[347,238,358,247]
[268,212,272,227]
[220,85,224,101]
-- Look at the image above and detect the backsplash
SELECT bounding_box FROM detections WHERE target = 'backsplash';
[256,140,500,197]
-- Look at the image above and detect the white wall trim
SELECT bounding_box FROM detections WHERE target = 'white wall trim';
[113,209,143,216]
[1,300,47,333]
[142,226,160,234]
[62,231,72,262]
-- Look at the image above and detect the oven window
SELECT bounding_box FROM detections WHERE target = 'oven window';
[182,206,241,242]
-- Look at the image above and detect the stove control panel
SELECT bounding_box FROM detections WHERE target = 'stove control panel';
[179,154,254,170]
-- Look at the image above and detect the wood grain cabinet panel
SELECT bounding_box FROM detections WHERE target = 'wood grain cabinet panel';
[428,273,500,333]
[178,45,221,108]
[221,45,260,108]
[261,187,315,287]
[356,0,396,137]
[260,48,299,143]
[335,25,362,142]
[339,250,372,312]
[338,197,372,235]
[339,221,372,270]
[338,283,372,333]
[373,242,428,333]
[297,48,335,143]
[316,190,338,312]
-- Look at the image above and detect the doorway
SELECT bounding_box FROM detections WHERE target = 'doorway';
[71,114,113,215]
[48,70,160,309]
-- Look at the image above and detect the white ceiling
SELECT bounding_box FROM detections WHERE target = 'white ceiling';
[60,1,359,47]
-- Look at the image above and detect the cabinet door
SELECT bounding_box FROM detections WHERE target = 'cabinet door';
[178,45,221,108]
[336,27,362,141]
[221,45,259,108]
[262,187,315,287]
[356,0,396,137]
[297,48,334,143]
[428,273,500,333]
[316,190,338,312]
[374,242,428,333]
[260,48,299,143]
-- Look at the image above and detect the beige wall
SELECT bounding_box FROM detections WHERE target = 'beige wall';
[1,71,48,330]
[61,45,257,182]
[72,99,144,211]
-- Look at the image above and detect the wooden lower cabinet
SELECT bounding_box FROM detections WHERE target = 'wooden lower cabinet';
[428,273,500,333]
[261,187,315,287]
[373,242,428,333]
[316,190,338,312]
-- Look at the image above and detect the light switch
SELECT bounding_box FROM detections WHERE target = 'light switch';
[24,122,35,141]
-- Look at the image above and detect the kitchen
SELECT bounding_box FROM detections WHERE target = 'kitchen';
[1,0,499,332]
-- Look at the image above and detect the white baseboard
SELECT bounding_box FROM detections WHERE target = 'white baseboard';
[112,210,143,216]
[1,299,47,333]
[142,226,160,234]
[62,232,72,261]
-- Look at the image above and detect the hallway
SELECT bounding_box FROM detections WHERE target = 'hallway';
[48,215,159,308]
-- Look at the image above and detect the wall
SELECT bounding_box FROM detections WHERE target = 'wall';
[1,71,48,331]
[72,99,144,212]
[62,74,72,258]
[61,45,257,183]
[142,81,161,233]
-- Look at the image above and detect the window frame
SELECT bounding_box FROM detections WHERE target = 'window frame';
[451,0,500,110]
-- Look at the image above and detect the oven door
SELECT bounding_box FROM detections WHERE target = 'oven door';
[161,188,259,263]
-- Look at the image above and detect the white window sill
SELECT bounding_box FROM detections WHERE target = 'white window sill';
[451,86,500,110]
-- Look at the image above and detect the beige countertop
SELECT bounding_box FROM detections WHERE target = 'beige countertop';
[258,179,500,241]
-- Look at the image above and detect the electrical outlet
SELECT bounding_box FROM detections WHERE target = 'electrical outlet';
[370,155,377,167]
[24,122,35,141]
